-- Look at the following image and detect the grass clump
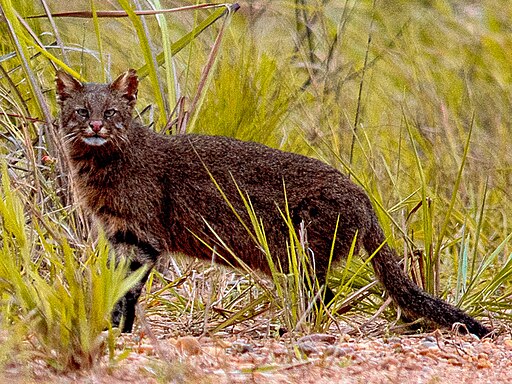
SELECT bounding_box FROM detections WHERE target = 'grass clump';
[0,164,145,371]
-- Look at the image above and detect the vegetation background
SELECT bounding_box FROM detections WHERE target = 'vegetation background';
[0,0,511,377]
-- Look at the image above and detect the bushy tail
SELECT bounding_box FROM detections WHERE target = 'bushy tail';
[364,218,490,338]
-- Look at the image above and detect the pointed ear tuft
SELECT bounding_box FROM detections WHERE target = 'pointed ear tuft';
[55,70,83,102]
[110,69,138,105]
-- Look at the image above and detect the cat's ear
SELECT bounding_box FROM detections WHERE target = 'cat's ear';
[55,70,83,102]
[110,69,138,105]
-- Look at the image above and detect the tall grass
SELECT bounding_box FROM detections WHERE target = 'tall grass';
[1,0,512,373]
[0,163,146,370]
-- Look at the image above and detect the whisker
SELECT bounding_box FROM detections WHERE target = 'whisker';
[61,131,79,141]
[63,134,79,146]
[60,132,76,141]
[109,135,122,153]
[118,134,129,145]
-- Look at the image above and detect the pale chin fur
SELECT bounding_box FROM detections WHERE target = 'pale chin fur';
[82,136,108,146]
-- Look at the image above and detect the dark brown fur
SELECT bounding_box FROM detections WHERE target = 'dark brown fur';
[55,69,490,337]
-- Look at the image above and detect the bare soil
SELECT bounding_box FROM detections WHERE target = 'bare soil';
[3,321,512,384]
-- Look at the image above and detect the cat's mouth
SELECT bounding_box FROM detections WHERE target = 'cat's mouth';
[82,134,108,146]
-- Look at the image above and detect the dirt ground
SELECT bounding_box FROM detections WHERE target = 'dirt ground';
[3,322,512,384]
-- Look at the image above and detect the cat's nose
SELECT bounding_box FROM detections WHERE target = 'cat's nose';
[89,120,104,133]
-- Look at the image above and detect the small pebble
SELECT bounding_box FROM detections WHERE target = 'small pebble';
[231,340,254,354]
[477,358,493,369]
[420,336,438,350]
[324,346,354,358]
[175,336,202,356]
[298,333,336,344]
[296,341,318,356]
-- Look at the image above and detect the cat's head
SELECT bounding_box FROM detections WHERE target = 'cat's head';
[55,69,138,150]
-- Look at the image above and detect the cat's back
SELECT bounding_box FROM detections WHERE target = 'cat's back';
[163,133,340,180]
[155,133,365,207]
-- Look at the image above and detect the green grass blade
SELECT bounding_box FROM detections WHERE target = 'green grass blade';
[433,116,473,261]
[117,0,166,123]
[187,5,236,131]
[148,0,178,111]
[0,0,52,124]
[90,0,106,82]
[136,6,233,78]
[404,113,434,293]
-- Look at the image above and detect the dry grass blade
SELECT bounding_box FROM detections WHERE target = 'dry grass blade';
[136,4,240,80]
[27,3,234,19]
[38,0,69,64]
[187,4,236,130]
[0,1,52,125]
[349,0,376,166]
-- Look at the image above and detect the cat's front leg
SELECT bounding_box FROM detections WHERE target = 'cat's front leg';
[109,230,161,332]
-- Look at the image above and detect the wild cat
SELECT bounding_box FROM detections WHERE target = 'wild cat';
[55,69,490,337]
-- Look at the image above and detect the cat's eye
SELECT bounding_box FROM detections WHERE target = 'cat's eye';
[76,108,89,118]
[104,109,117,118]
